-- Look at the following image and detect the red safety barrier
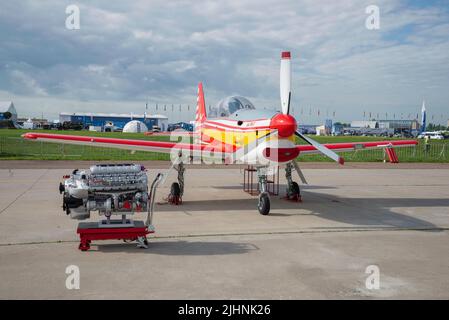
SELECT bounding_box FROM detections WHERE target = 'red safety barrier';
[385,147,399,163]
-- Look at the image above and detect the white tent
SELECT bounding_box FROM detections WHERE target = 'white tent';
[122,120,148,133]
[23,118,35,130]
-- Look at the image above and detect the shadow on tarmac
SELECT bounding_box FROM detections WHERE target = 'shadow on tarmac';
[156,185,448,232]
[95,240,259,255]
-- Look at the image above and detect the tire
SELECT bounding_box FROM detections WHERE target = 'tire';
[170,182,181,197]
[291,181,300,196]
[258,193,270,215]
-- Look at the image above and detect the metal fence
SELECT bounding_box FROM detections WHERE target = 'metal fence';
[299,141,449,162]
[0,136,448,162]
[0,137,169,160]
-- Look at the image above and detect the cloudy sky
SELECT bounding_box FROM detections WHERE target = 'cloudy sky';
[0,0,448,124]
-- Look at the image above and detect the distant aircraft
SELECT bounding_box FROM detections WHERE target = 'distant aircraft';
[23,52,418,215]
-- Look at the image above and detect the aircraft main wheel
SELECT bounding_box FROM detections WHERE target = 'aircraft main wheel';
[169,182,182,205]
[258,193,270,215]
[171,182,181,197]
[291,181,300,196]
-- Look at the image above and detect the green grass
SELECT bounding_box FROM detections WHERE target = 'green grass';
[0,129,173,160]
[0,129,448,162]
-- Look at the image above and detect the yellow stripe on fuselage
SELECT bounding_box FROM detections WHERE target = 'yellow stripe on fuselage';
[202,126,294,148]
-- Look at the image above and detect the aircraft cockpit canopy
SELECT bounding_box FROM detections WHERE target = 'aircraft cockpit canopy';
[215,96,255,117]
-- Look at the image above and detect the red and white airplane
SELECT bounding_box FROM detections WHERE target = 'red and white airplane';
[23,51,417,214]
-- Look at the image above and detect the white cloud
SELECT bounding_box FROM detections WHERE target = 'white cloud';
[0,0,448,123]
[9,70,48,96]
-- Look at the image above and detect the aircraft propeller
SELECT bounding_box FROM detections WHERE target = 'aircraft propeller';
[279,51,344,167]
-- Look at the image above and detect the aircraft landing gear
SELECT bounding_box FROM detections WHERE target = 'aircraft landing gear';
[258,193,270,215]
[257,168,270,215]
[285,162,301,202]
[168,152,185,205]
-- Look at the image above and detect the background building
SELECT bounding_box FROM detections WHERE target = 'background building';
[351,119,420,131]
[350,120,378,129]
[378,119,420,131]
[59,112,168,131]
[0,101,18,128]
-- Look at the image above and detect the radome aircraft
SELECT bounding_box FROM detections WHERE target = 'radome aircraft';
[23,52,417,215]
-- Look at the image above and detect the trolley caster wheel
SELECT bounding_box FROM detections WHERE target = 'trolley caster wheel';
[79,242,90,251]
[258,193,270,215]
[136,236,148,249]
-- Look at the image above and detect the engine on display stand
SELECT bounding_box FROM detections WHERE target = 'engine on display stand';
[59,163,163,251]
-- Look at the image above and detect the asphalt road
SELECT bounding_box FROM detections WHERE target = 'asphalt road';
[0,164,448,299]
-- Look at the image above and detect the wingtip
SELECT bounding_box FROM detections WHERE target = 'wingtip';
[338,157,345,165]
[22,132,36,140]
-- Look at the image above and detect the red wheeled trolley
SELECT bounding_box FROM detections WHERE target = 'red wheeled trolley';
[74,172,164,251]
[77,221,154,251]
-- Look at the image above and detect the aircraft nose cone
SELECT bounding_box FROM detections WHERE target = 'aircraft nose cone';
[270,113,297,137]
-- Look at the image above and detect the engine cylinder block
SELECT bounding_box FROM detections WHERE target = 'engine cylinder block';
[61,164,149,220]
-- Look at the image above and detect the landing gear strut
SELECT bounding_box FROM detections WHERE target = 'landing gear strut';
[285,162,301,201]
[257,168,270,215]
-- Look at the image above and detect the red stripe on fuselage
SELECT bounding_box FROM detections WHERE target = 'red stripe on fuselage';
[203,120,271,131]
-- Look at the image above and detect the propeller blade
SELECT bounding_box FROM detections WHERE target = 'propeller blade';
[291,160,308,184]
[280,51,291,115]
[295,131,344,165]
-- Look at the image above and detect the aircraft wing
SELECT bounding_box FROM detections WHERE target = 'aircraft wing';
[21,132,234,157]
[296,139,418,155]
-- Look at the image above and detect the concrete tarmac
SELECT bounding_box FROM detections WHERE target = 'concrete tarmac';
[0,164,448,299]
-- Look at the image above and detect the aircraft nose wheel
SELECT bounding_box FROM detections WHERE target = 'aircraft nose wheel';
[258,193,270,215]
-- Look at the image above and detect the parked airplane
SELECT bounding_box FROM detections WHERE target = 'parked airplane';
[23,52,418,214]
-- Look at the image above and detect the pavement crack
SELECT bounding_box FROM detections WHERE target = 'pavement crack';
[0,169,49,215]
[1,227,447,247]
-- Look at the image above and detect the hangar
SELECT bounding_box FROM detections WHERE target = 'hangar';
[59,112,168,131]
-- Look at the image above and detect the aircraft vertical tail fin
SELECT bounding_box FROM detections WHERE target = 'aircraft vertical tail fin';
[194,82,207,141]
[196,82,207,124]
